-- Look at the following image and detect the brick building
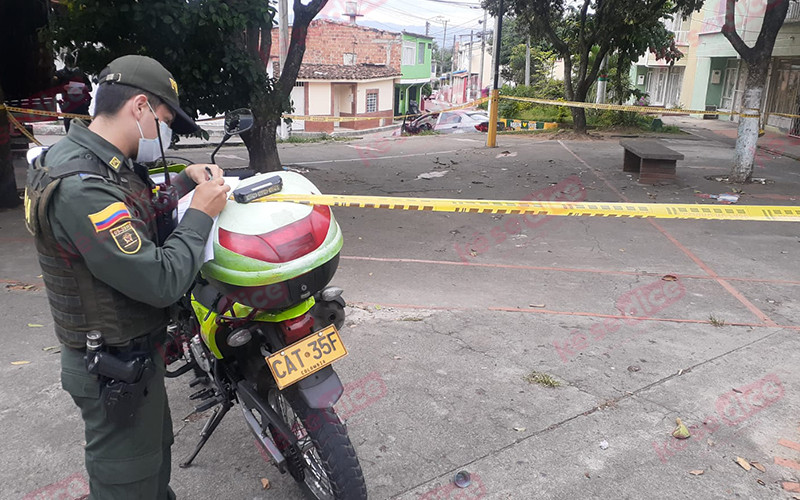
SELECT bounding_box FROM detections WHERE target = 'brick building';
[271,20,402,132]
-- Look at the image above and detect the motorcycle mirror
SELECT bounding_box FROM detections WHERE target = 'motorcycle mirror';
[224,108,254,136]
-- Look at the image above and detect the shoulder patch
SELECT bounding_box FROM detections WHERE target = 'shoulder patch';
[88,202,131,232]
[110,222,142,254]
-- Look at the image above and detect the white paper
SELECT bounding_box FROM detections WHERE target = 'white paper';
[177,176,240,263]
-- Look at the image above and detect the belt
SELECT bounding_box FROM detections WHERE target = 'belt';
[69,328,167,354]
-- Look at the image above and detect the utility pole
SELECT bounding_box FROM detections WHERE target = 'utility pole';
[425,21,430,36]
[451,34,456,95]
[468,30,474,101]
[441,20,448,84]
[479,11,487,96]
[278,0,290,139]
[487,2,503,148]
[525,35,531,87]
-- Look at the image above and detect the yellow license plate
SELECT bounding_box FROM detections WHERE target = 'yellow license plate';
[266,325,348,390]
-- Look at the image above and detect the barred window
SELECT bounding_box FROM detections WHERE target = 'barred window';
[366,91,378,113]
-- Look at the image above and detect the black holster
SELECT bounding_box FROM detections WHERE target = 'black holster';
[86,350,156,425]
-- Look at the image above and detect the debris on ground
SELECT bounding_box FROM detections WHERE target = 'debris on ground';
[5,281,40,291]
[672,418,691,439]
[454,471,471,488]
[689,470,704,476]
[661,275,678,281]
[599,440,609,450]
[496,151,517,158]
[260,478,271,490]
[417,171,449,180]
[694,193,739,203]
[751,461,766,472]
[735,457,752,471]
[11,361,30,365]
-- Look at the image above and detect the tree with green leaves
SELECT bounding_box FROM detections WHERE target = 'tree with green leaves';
[501,43,556,86]
[721,0,789,183]
[51,0,327,172]
[488,0,703,133]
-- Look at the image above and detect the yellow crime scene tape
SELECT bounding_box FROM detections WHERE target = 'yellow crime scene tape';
[257,194,800,222]
[284,97,491,122]
[6,112,43,146]
[3,105,91,120]
[499,96,767,119]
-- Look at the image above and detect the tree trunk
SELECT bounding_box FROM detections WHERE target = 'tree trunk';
[245,117,281,172]
[571,84,590,133]
[0,88,22,209]
[721,0,789,183]
[730,64,768,183]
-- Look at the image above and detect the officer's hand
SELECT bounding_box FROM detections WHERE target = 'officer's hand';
[190,178,230,218]
[185,164,224,184]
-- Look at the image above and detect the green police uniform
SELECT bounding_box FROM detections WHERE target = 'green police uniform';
[24,56,208,499]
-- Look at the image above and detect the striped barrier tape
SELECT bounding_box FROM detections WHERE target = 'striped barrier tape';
[4,105,91,120]
[7,112,43,146]
[499,96,765,119]
[256,193,800,222]
[284,96,491,123]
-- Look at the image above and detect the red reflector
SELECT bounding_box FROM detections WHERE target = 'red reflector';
[280,314,315,344]
[219,206,331,263]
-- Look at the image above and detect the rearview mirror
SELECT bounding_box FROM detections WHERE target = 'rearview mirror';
[224,108,254,136]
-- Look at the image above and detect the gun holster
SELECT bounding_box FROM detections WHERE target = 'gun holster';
[86,350,156,425]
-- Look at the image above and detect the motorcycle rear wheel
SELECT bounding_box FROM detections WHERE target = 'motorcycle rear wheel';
[267,389,368,500]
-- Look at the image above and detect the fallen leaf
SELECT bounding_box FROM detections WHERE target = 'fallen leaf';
[672,418,690,439]
[528,304,545,308]
[735,457,752,471]
[689,470,704,476]
[260,478,270,490]
[751,461,766,472]
[11,361,30,365]
[661,275,678,281]
[28,323,44,328]
[42,346,60,352]
[756,479,765,486]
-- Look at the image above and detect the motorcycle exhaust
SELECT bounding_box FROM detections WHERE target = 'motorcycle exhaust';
[241,406,287,471]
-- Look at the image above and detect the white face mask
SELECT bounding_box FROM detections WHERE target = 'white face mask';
[135,102,173,163]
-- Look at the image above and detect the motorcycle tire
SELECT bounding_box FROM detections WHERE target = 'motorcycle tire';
[267,388,368,500]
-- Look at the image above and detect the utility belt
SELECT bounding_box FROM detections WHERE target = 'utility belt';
[80,330,164,425]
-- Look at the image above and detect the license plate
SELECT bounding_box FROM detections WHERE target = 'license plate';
[266,325,348,390]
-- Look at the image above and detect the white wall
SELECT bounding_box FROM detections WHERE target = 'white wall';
[355,79,395,113]
[307,82,331,115]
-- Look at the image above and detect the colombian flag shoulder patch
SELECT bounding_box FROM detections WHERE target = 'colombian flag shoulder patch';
[88,202,131,232]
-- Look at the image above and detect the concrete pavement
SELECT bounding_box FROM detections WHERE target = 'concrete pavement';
[2,128,800,499]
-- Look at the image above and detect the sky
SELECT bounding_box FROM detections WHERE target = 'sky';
[317,0,492,47]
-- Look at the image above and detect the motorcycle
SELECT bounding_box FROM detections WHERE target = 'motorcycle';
[158,109,368,499]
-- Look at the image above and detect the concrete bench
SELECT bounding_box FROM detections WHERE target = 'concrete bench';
[619,139,684,184]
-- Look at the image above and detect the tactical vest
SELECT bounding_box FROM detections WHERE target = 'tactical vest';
[24,150,168,349]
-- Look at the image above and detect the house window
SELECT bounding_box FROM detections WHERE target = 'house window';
[402,42,416,66]
[366,91,378,113]
[343,53,356,65]
[417,42,426,64]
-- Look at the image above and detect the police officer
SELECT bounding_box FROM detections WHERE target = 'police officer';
[25,55,230,498]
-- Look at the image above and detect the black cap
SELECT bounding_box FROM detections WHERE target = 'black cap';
[99,55,199,134]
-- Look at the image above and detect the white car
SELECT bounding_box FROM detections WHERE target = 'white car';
[434,110,491,134]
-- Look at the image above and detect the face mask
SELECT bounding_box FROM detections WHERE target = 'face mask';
[135,102,173,163]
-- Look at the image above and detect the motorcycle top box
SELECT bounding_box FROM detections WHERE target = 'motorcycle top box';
[201,171,343,310]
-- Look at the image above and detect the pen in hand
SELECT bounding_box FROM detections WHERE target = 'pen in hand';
[205,166,214,181]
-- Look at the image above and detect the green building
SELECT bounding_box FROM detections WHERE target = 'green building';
[396,32,433,115]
